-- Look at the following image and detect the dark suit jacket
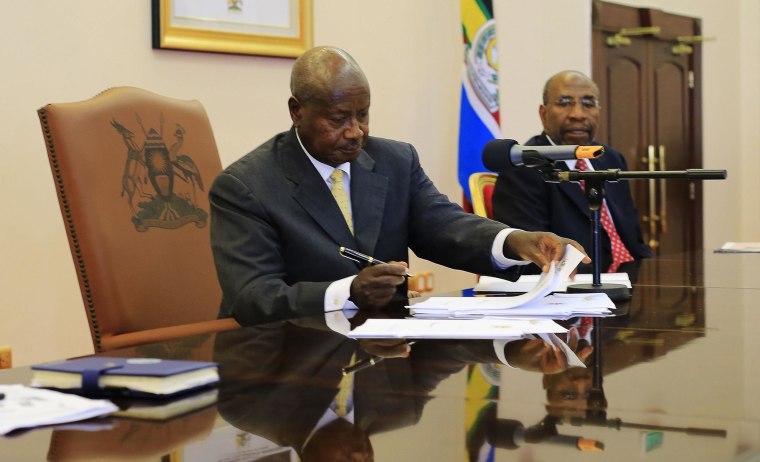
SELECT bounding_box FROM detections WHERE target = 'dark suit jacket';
[492,134,651,274]
[210,127,517,325]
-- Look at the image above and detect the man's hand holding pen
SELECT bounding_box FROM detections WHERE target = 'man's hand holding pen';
[344,339,416,375]
[339,247,412,310]
[350,260,410,309]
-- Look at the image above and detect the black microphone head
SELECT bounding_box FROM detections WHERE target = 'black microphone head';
[482,139,519,172]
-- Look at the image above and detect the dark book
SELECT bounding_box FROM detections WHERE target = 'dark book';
[112,388,218,421]
[31,357,218,397]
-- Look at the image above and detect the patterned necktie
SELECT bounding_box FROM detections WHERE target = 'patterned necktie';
[575,159,634,272]
[334,352,356,417]
[330,169,354,235]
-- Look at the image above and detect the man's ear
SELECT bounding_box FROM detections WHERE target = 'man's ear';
[538,104,548,129]
[288,96,302,125]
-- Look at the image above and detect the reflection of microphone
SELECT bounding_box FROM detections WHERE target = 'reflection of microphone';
[482,139,604,172]
[487,418,604,452]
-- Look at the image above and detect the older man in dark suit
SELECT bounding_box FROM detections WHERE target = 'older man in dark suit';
[210,47,589,326]
[492,70,651,275]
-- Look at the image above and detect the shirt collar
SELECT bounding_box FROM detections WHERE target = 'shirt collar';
[295,128,351,183]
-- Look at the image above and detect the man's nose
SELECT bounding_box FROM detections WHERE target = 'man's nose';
[567,102,587,119]
[344,119,364,139]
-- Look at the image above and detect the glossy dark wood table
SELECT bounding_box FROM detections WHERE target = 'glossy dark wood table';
[2,251,759,461]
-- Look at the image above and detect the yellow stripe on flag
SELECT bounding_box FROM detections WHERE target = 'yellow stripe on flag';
[461,0,489,44]
[464,365,495,429]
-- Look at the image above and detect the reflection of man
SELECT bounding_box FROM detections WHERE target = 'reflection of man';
[215,317,587,461]
[543,315,704,419]
[210,47,589,326]
[492,70,651,275]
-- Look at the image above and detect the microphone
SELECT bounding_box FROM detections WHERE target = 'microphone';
[482,139,604,172]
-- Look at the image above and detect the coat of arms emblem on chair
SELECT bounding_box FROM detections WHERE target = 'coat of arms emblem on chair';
[111,114,208,231]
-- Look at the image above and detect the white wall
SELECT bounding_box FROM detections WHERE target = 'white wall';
[0,0,756,367]
[499,0,593,142]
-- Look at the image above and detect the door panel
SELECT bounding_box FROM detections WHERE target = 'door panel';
[592,0,702,259]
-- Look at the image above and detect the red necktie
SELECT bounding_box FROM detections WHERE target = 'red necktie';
[575,159,634,272]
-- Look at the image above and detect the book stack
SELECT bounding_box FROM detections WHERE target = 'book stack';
[31,357,219,398]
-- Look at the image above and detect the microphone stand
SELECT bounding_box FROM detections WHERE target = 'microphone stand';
[528,158,726,302]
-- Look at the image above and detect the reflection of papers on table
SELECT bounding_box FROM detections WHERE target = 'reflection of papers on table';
[715,242,760,253]
[0,384,117,436]
[475,273,631,293]
[348,320,586,368]
[348,318,566,339]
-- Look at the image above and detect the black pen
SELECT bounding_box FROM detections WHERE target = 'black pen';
[341,341,417,376]
[338,247,414,277]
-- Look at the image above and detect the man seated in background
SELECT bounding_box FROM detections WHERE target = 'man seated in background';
[492,70,651,275]
[209,47,589,326]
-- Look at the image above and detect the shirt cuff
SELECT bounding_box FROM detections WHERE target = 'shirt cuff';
[492,228,532,269]
[324,275,358,312]
[325,310,354,335]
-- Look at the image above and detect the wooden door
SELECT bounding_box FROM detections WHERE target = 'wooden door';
[592,0,703,257]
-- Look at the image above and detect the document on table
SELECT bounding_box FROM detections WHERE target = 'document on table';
[348,319,586,368]
[0,384,117,436]
[715,242,760,253]
[348,317,567,339]
[475,273,631,293]
[409,293,614,318]
[406,244,612,317]
[439,243,586,313]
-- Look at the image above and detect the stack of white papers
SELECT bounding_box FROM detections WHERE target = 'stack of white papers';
[344,246,603,368]
[409,293,613,318]
[475,273,631,293]
[0,384,117,435]
[408,245,614,319]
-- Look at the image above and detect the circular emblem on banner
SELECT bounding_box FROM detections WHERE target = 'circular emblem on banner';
[478,362,501,386]
[466,19,499,112]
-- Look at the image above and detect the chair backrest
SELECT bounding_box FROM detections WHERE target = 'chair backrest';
[468,172,498,219]
[38,87,238,352]
[47,407,216,461]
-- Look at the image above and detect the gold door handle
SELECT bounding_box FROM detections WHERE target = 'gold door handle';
[606,26,662,47]
[659,145,667,235]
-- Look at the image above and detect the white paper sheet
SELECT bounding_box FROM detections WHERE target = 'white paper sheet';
[475,273,631,293]
[0,384,117,436]
[409,293,613,318]
[348,317,567,339]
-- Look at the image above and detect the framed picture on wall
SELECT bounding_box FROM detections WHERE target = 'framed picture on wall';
[152,0,313,58]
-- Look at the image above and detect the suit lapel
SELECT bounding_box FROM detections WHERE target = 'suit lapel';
[533,134,591,218]
[560,156,624,220]
[350,152,388,256]
[590,157,626,221]
[280,131,357,247]
[556,163,592,218]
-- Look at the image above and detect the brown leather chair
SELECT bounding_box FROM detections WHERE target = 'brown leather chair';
[468,172,498,219]
[38,87,239,352]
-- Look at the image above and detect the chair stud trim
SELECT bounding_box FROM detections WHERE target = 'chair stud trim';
[38,108,104,352]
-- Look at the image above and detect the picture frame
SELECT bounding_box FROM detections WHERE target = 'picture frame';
[152,0,313,58]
